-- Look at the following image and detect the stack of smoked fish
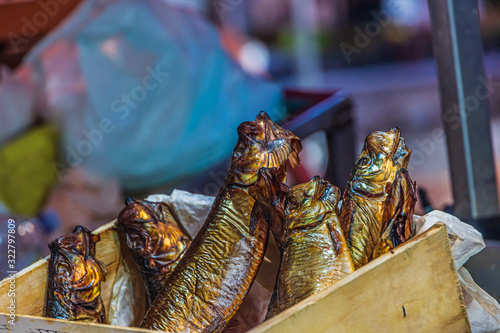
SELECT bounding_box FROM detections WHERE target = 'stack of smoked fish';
[43,112,416,332]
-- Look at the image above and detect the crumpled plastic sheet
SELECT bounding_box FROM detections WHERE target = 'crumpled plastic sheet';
[107,225,148,327]
[148,189,215,238]
[414,210,500,333]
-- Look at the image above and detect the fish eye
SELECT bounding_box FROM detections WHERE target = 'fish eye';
[286,200,300,212]
[128,233,144,248]
[57,262,71,278]
[234,144,247,158]
[137,210,151,221]
[357,157,370,167]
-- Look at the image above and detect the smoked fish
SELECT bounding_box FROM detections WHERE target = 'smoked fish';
[44,226,106,323]
[372,169,417,259]
[115,197,191,302]
[141,111,302,332]
[340,127,416,269]
[268,176,355,316]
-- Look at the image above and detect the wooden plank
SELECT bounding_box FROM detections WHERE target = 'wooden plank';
[0,313,155,333]
[249,224,471,333]
[0,223,470,332]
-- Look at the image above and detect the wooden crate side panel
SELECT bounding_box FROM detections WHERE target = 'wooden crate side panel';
[0,223,470,333]
[0,313,155,333]
[250,224,470,333]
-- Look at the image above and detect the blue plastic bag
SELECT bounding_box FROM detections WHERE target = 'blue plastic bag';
[0,0,283,191]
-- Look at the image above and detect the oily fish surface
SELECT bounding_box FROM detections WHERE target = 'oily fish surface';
[115,198,191,303]
[340,128,411,269]
[271,177,354,314]
[141,111,302,332]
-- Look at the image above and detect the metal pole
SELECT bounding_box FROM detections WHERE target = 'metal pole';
[290,0,323,87]
[428,0,499,219]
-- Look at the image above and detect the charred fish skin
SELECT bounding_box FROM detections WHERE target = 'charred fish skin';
[141,112,301,333]
[340,127,411,269]
[115,198,191,303]
[43,226,107,323]
[269,177,354,316]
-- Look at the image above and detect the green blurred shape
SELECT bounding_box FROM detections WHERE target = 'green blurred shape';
[0,125,59,216]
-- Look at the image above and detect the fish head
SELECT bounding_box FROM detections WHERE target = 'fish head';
[285,176,341,231]
[48,226,105,303]
[350,127,411,195]
[116,198,189,271]
[227,111,302,186]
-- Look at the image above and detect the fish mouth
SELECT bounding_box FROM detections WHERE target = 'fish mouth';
[116,198,162,249]
[117,198,190,265]
[49,226,99,259]
[288,212,327,231]
[309,176,340,203]
[119,198,163,222]
[228,111,302,186]
[363,127,411,169]
[255,111,301,169]
[286,176,339,207]
[147,240,188,267]
[285,176,340,230]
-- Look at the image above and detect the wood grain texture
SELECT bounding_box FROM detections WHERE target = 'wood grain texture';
[249,223,470,333]
[0,313,155,333]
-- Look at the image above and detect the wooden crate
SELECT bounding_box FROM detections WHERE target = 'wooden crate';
[0,223,470,332]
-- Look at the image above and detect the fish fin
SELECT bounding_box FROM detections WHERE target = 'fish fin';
[393,137,411,169]
[249,202,265,237]
[249,168,288,248]
[372,218,395,260]
[383,169,417,247]
[125,196,135,205]
[273,163,288,184]
[385,182,393,195]
[326,217,345,255]
[339,188,354,239]
[288,136,302,168]
[325,212,355,273]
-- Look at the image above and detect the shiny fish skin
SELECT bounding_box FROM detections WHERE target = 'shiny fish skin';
[340,127,415,269]
[44,226,106,323]
[372,169,417,260]
[141,112,302,333]
[115,198,191,303]
[268,176,354,316]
